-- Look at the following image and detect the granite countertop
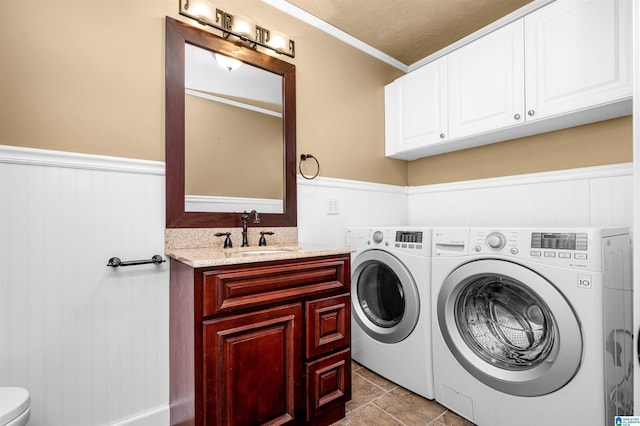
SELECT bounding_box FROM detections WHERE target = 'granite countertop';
[165,243,354,268]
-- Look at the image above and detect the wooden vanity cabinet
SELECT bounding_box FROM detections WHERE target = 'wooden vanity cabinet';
[170,254,352,426]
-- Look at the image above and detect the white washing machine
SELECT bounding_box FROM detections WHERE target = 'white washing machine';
[431,227,633,426]
[346,227,434,399]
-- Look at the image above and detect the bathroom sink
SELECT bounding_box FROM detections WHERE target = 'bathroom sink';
[224,246,300,257]
[239,249,292,254]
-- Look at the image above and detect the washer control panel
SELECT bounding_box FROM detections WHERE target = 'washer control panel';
[434,227,625,272]
[530,232,588,250]
[467,228,601,270]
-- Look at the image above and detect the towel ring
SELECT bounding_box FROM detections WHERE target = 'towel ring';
[299,154,319,180]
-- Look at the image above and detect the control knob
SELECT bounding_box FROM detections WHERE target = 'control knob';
[486,232,506,250]
[372,231,384,244]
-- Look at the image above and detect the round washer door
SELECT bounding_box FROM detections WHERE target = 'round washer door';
[437,259,583,396]
[351,249,420,344]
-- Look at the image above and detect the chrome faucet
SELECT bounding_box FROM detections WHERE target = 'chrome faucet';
[241,210,260,247]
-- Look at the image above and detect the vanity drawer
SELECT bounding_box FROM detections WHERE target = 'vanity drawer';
[202,257,349,316]
[306,348,351,422]
[306,294,350,359]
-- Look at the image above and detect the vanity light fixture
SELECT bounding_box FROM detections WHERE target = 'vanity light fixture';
[181,0,216,24]
[231,14,256,41]
[179,0,296,58]
[265,30,291,55]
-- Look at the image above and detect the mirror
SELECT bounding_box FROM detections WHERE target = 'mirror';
[185,44,284,214]
[165,17,297,228]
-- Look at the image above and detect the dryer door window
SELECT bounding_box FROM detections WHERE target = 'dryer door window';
[352,250,420,344]
[357,262,404,328]
[437,259,583,397]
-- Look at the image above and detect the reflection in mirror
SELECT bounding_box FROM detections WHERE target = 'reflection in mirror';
[184,44,284,213]
[165,17,296,228]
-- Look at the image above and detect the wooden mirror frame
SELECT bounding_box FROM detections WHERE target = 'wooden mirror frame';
[165,17,297,228]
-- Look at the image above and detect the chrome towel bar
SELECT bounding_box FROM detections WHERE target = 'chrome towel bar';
[107,255,166,267]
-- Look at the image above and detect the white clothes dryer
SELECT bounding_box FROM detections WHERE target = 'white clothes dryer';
[431,227,633,426]
[346,227,434,399]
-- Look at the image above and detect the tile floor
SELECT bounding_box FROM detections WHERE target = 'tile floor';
[332,362,474,426]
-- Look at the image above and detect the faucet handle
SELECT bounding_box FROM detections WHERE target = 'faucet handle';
[259,231,274,246]
[214,232,233,248]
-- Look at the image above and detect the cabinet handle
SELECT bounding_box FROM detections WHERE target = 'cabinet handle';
[440,133,445,139]
[514,113,521,120]
[528,109,535,116]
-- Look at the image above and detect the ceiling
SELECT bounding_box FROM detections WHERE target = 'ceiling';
[283,0,534,67]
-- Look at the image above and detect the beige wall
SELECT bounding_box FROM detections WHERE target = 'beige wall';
[0,0,167,161]
[185,95,283,198]
[0,0,631,188]
[408,116,633,185]
[0,0,406,186]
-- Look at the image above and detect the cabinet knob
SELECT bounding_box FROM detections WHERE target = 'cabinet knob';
[440,133,445,139]
[514,113,521,120]
[528,109,535,116]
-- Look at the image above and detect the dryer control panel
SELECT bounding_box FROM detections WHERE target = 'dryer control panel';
[395,231,424,244]
[390,230,430,256]
[346,227,432,256]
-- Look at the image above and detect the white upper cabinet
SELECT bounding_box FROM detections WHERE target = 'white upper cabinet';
[447,19,525,140]
[524,0,632,121]
[385,0,632,160]
[385,56,447,157]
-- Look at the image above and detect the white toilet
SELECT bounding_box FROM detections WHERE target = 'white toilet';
[0,387,30,425]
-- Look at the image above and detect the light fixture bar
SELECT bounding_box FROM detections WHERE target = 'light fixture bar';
[179,1,295,58]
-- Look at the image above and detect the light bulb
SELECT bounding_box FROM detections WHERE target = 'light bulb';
[231,15,256,40]
[186,0,215,24]
[266,30,290,53]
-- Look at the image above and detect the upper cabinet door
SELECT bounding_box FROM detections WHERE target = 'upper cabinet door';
[386,56,448,156]
[447,19,525,140]
[524,0,632,121]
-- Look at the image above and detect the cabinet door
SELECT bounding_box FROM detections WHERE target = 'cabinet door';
[386,56,447,155]
[203,304,303,425]
[448,19,525,139]
[524,0,632,121]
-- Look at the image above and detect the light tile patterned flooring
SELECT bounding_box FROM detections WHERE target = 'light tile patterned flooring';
[332,362,474,426]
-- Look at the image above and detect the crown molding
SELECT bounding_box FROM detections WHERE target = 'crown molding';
[260,0,409,72]
[408,0,555,72]
[262,0,555,73]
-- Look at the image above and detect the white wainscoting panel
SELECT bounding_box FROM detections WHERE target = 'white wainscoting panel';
[407,163,633,228]
[0,145,633,425]
[297,176,408,247]
[589,174,634,227]
[0,146,169,426]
